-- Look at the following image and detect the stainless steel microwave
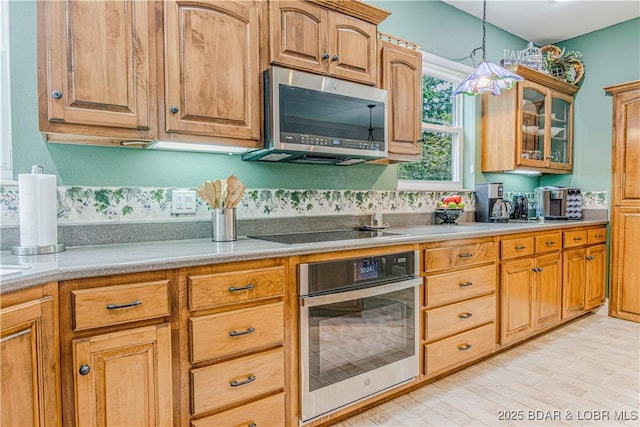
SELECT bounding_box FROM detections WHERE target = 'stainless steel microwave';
[242,66,388,165]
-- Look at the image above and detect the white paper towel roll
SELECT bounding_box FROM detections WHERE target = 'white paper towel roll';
[18,173,58,247]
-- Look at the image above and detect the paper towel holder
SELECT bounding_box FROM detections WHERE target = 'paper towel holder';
[11,165,66,256]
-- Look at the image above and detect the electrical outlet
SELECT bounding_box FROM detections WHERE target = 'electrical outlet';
[171,190,197,214]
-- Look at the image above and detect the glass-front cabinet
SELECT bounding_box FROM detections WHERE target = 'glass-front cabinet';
[482,65,578,174]
[519,80,573,170]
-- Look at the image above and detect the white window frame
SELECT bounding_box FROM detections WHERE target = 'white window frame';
[397,51,472,191]
[0,0,12,182]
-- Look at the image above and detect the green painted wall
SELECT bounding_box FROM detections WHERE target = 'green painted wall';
[8,1,638,194]
[540,17,640,196]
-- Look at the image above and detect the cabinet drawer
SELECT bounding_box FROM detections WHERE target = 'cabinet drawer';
[535,232,562,253]
[191,392,285,427]
[588,228,607,245]
[191,347,284,415]
[425,294,496,342]
[424,323,495,376]
[188,266,285,311]
[563,230,587,248]
[501,236,535,259]
[425,264,496,307]
[425,242,496,272]
[190,302,284,363]
[72,280,170,331]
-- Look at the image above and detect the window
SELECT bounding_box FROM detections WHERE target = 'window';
[0,0,12,181]
[397,52,472,191]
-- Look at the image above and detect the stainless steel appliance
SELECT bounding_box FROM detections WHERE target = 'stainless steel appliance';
[250,229,399,245]
[299,250,420,422]
[242,66,388,165]
[475,183,512,222]
[534,186,582,220]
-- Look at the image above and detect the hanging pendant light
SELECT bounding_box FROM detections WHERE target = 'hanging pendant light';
[452,0,523,97]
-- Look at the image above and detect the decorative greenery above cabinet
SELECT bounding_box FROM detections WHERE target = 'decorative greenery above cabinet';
[482,65,579,174]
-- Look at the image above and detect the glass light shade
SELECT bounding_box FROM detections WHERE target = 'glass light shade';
[452,61,523,96]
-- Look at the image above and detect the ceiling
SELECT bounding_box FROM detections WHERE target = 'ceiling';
[440,0,640,46]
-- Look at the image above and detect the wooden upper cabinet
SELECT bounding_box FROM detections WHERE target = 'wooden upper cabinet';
[270,1,327,73]
[606,81,640,206]
[482,65,578,174]
[162,0,261,144]
[270,1,380,85]
[37,0,157,142]
[376,39,422,162]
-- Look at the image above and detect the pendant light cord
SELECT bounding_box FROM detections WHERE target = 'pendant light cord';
[481,0,487,61]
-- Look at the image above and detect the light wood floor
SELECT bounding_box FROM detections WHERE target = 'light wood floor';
[333,305,640,426]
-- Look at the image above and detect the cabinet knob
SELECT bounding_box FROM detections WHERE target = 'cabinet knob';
[586,255,595,261]
[51,90,63,99]
[170,105,179,114]
[331,54,339,62]
[79,364,90,375]
[322,52,330,60]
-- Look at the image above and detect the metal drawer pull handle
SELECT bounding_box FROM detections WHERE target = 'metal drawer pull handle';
[459,253,473,259]
[459,282,473,287]
[458,312,473,319]
[573,237,583,241]
[228,284,255,292]
[595,234,604,238]
[230,374,256,387]
[106,300,142,310]
[229,327,255,337]
[515,245,526,250]
[248,424,256,427]
[458,343,472,351]
[545,241,556,245]
[586,256,595,261]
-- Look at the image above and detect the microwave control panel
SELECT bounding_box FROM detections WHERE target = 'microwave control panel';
[281,132,384,152]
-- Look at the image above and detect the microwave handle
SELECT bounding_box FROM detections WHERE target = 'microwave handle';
[300,277,422,308]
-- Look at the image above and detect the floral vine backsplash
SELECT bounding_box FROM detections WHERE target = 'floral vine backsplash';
[0,185,608,226]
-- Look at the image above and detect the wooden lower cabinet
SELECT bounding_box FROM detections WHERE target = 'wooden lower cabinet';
[73,324,173,426]
[563,242,607,319]
[500,233,562,345]
[0,283,60,427]
[609,208,640,321]
[59,270,176,427]
[180,258,290,426]
[422,237,498,377]
[191,392,285,427]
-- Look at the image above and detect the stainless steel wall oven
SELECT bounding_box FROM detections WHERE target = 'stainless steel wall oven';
[299,250,420,423]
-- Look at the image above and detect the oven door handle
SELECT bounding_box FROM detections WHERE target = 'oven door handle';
[300,277,423,308]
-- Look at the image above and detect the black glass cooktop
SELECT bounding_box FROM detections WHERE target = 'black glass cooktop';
[250,229,398,245]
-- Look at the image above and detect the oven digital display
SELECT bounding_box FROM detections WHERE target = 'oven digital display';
[354,259,379,281]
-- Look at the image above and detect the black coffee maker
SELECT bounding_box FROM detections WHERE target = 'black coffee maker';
[475,183,512,222]
[511,193,530,220]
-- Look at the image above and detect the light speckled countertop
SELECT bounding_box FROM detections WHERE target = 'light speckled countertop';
[0,220,608,294]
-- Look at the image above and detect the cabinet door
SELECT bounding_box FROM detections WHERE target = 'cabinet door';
[163,0,260,141]
[378,41,422,159]
[500,258,534,345]
[548,92,573,170]
[584,244,606,310]
[609,208,640,321]
[73,324,172,426]
[611,87,640,206]
[518,81,547,167]
[562,247,586,319]
[270,1,328,73]
[533,252,562,330]
[1,294,59,427]
[327,12,377,84]
[38,0,156,137]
